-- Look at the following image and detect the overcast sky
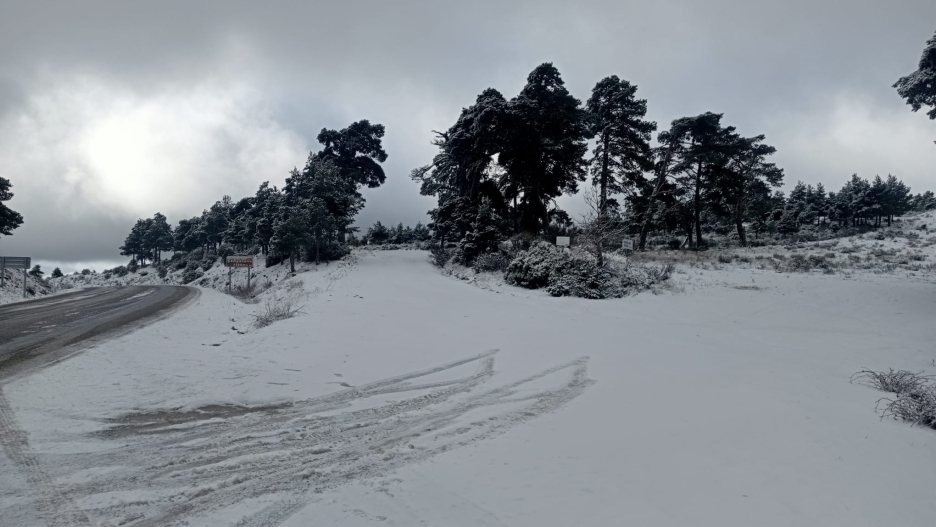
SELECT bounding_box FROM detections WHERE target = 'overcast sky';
[0,1,933,272]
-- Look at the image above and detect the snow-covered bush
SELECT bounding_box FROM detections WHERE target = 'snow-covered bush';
[504,241,558,289]
[182,268,204,284]
[429,246,452,268]
[877,385,936,429]
[81,268,91,275]
[157,265,168,279]
[472,252,509,273]
[852,368,936,430]
[127,260,139,273]
[851,369,934,394]
[505,242,671,299]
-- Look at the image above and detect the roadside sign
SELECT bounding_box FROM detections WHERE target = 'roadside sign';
[621,238,636,251]
[225,256,254,291]
[226,256,253,268]
[556,236,570,247]
[0,256,32,297]
[0,256,30,270]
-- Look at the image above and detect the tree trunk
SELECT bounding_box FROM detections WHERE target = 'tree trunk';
[600,132,609,215]
[289,251,295,273]
[735,204,747,246]
[694,161,703,249]
[315,238,320,264]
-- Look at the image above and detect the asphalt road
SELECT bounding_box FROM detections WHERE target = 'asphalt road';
[0,286,196,379]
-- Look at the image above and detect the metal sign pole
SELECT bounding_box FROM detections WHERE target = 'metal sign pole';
[247,265,251,290]
[1,259,4,287]
[23,268,27,298]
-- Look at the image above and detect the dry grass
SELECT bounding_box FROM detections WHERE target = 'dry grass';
[852,368,936,430]
[250,296,305,328]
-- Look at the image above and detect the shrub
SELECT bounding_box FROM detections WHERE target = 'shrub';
[851,369,934,394]
[182,268,204,284]
[504,242,559,289]
[127,261,139,273]
[876,386,936,429]
[472,252,509,273]
[139,270,149,277]
[429,246,452,268]
[666,239,682,250]
[505,242,671,299]
[251,296,305,328]
[200,254,218,270]
[81,268,91,275]
[113,265,129,277]
[717,253,734,264]
[157,266,169,279]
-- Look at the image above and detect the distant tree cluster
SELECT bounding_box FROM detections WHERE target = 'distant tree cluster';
[118,120,387,272]
[358,221,431,245]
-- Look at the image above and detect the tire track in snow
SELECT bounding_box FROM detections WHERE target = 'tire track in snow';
[17,351,593,527]
[0,386,90,526]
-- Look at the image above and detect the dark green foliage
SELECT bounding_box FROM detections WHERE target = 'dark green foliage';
[0,177,24,236]
[28,264,43,278]
[366,221,391,244]
[585,76,656,215]
[894,31,936,119]
[51,267,64,278]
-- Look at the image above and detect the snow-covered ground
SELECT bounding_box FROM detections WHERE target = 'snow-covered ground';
[0,267,53,305]
[1,244,934,526]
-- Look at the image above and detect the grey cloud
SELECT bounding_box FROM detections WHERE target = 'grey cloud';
[0,1,933,265]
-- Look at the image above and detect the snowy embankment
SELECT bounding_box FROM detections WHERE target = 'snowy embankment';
[0,268,53,305]
[1,249,935,526]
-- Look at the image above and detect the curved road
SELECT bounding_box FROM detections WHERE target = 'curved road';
[0,286,196,380]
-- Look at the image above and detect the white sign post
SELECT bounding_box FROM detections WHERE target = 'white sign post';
[556,236,571,247]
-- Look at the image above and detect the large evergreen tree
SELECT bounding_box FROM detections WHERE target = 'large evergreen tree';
[715,132,784,245]
[585,75,656,216]
[499,63,590,233]
[894,30,936,120]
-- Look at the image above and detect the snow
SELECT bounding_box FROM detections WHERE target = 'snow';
[1,237,935,526]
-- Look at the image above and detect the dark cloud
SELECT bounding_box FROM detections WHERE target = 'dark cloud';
[0,1,933,267]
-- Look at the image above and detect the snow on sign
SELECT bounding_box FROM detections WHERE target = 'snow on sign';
[226,256,253,268]
[556,236,571,247]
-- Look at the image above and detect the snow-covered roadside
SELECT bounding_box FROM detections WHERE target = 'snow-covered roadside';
[1,251,935,526]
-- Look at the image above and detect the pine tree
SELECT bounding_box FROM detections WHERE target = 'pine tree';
[715,131,783,245]
[271,209,309,273]
[51,267,64,278]
[28,264,43,278]
[0,176,24,237]
[585,75,656,216]
[365,221,391,244]
[499,63,590,233]
[894,31,936,119]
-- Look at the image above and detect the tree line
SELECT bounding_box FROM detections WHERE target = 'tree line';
[412,42,935,261]
[119,120,388,272]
